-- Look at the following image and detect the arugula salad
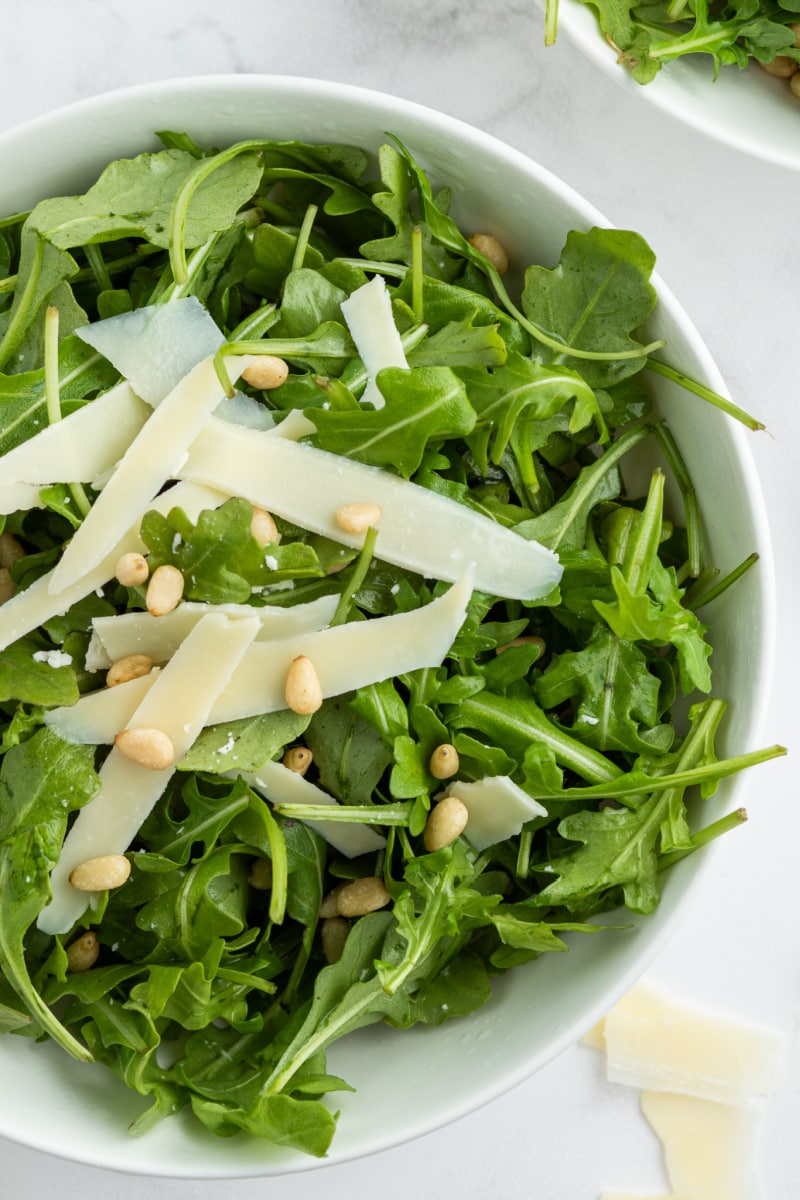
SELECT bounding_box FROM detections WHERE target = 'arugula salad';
[544,0,800,87]
[0,129,784,1156]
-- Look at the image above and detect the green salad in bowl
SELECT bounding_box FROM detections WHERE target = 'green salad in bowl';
[0,77,781,1176]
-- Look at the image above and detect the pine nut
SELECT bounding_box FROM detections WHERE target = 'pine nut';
[321,916,350,963]
[115,551,149,587]
[241,355,289,390]
[66,931,100,972]
[467,232,509,275]
[283,746,313,775]
[69,854,131,892]
[0,567,15,606]
[251,506,281,547]
[337,876,391,918]
[792,21,800,46]
[145,564,184,616]
[115,727,175,770]
[285,655,323,714]
[759,55,796,77]
[248,858,273,890]
[106,653,153,688]
[0,532,24,569]
[319,883,345,919]
[335,503,382,534]
[424,795,469,852]
[792,72,800,99]
[429,743,460,780]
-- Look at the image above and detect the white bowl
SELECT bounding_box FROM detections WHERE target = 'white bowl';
[543,0,800,170]
[0,75,775,1177]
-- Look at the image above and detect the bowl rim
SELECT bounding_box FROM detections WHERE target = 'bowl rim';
[534,0,800,172]
[0,72,778,1177]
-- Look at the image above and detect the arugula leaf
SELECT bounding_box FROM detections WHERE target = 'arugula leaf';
[0,729,99,1058]
[309,365,476,478]
[522,228,657,387]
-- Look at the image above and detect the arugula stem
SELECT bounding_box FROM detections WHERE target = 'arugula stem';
[651,421,702,577]
[659,806,747,868]
[291,205,318,273]
[337,258,408,279]
[623,469,664,593]
[274,802,411,826]
[646,359,764,431]
[168,139,267,283]
[43,306,91,518]
[259,804,288,925]
[84,242,113,293]
[330,526,378,627]
[544,0,559,44]
[530,742,786,802]
[683,552,759,610]
[410,225,424,323]
[516,829,533,878]
[0,235,45,371]
[227,303,278,344]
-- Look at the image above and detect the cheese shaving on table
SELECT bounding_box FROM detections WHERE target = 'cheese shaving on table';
[37,612,260,935]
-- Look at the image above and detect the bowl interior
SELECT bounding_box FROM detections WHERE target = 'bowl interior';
[543,0,800,171]
[0,75,775,1177]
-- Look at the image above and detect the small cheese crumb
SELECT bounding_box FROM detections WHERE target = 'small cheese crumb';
[265,554,279,571]
[32,649,73,669]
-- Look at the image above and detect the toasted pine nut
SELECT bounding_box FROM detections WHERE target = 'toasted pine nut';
[115,551,149,587]
[467,232,509,275]
[115,727,175,770]
[759,55,796,77]
[69,854,131,892]
[791,21,800,46]
[335,503,382,534]
[146,564,184,616]
[106,653,153,688]
[429,743,460,780]
[241,355,289,390]
[283,746,313,775]
[66,931,100,972]
[321,916,350,964]
[337,876,391,918]
[0,532,24,569]
[319,883,345,919]
[424,795,469,852]
[248,858,273,890]
[251,506,281,547]
[0,567,15,606]
[285,655,323,714]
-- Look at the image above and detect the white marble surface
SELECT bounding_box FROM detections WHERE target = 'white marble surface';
[1,3,798,1197]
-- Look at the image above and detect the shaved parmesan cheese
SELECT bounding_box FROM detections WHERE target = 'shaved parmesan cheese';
[641,1090,762,1200]
[45,670,161,744]
[0,381,149,489]
[76,297,223,406]
[45,569,473,740]
[442,775,547,851]
[0,480,227,653]
[0,483,43,516]
[49,354,252,595]
[339,275,408,410]
[240,761,386,858]
[601,983,785,1105]
[180,417,562,600]
[37,613,259,935]
[84,594,340,671]
[215,390,275,430]
[600,1193,674,1200]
